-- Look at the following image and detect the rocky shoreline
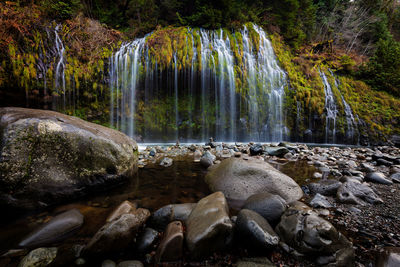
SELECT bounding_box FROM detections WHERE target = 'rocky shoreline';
[1,140,399,266]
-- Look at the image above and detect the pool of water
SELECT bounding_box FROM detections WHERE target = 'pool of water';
[0,156,318,260]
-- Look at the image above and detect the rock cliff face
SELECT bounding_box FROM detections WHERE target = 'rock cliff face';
[0,107,138,210]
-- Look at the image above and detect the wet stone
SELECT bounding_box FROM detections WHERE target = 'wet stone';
[337,181,383,205]
[390,173,400,183]
[275,202,354,266]
[249,144,263,156]
[309,193,333,208]
[85,208,150,254]
[136,228,159,253]
[160,157,173,167]
[264,146,290,157]
[102,259,116,267]
[243,192,287,226]
[235,209,279,250]
[376,247,400,267]
[106,200,137,223]
[186,192,233,259]
[200,151,216,168]
[205,158,303,208]
[377,158,393,166]
[117,260,143,267]
[19,209,84,248]
[308,180,342,196]
[19,247,57,267]
[365,172,393,185]
[150,203,196,230]
[155,221,184,263]
[236,257,275,267]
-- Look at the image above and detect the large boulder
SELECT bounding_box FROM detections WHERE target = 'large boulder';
[0,107,138,210]
[205,158,302,208]
[275,202,354,266]
[186,192,233,259]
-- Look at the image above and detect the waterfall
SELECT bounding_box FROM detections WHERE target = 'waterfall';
[253,24,287,141]
[320,70,338,143]
[109,38,146,138]
[329,70,359,143]
[54,24,66,108]
[109,24,288,142]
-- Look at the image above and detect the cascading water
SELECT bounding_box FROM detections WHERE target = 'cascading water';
[253,24,287,141]
[329,70,359,143]
[320,70,338,143]
[109,24,288,142]
[109,38,146,138]
[54,24,66,108]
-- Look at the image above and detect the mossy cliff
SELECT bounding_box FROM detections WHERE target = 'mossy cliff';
[270,34,400,144]
[1,2,399,144]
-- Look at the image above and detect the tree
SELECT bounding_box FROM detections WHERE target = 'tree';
[359,37,400,96]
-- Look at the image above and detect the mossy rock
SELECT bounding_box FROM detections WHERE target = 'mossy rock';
[0,107,138,210]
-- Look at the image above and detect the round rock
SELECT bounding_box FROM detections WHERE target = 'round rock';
[243,192,286,226]
[205,158,303,208]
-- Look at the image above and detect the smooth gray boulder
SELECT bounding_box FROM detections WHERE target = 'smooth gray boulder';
[275,202,354,266]
[243,192,287,226]
[235,209,279,249]
[186,192,233,259]
[365,172,393,185]
[19,209,83,248]
[85,208,150,254]
[155,221,184,263]
[337,181,383,205]
[0,107,138,210]
[19,247,57,267]
[150,203,196,230]
[205,158,303,208]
